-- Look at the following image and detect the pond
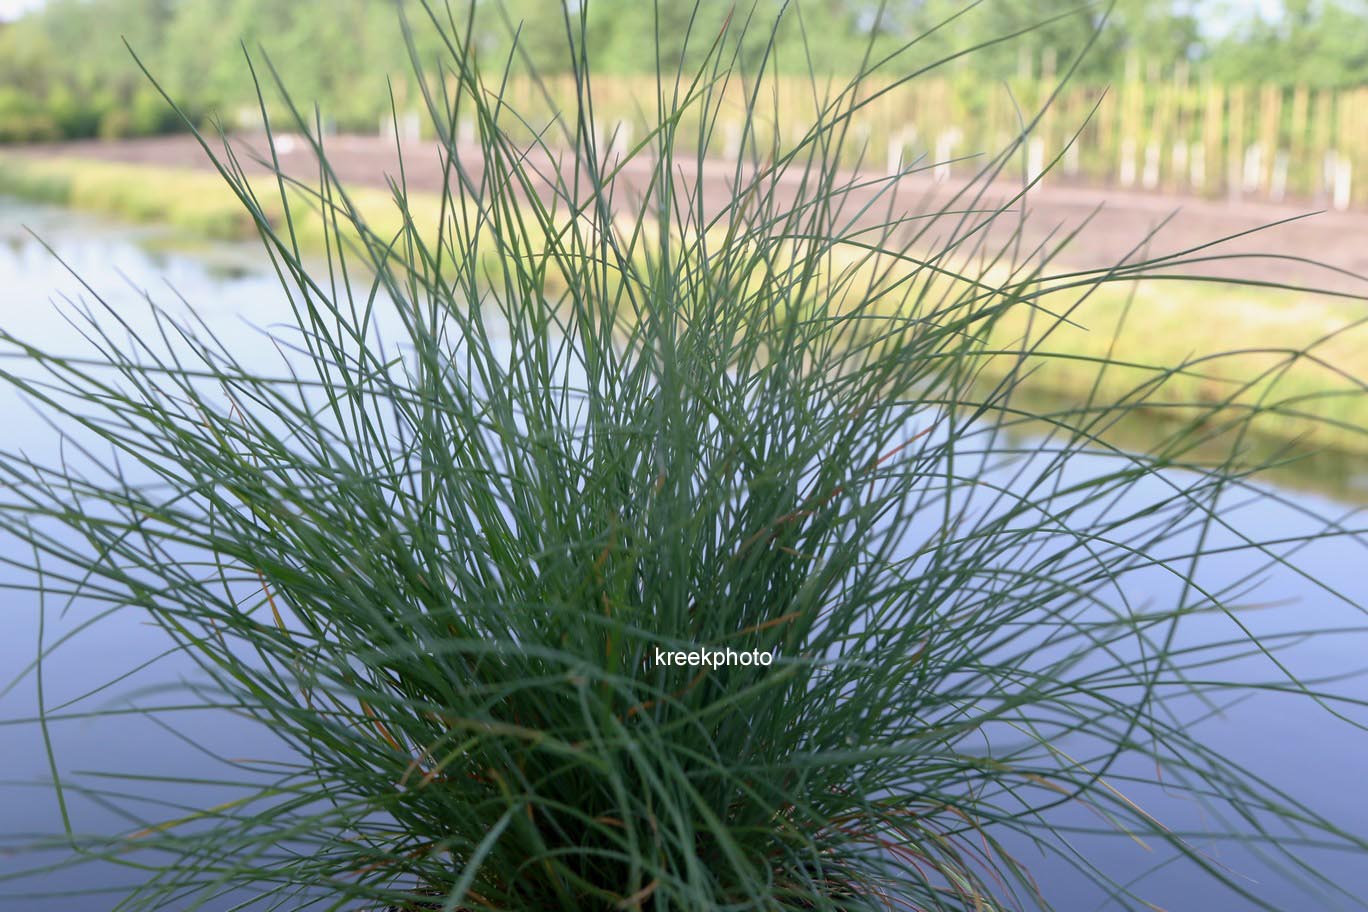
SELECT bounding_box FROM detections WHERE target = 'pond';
[0,198,1365,910]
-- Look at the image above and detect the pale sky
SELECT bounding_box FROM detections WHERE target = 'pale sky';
[0,0,42,21]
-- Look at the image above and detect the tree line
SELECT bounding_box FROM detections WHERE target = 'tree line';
[1,0,1366,144]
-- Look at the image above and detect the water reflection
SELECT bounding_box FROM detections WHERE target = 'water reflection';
[0,198,1365,909]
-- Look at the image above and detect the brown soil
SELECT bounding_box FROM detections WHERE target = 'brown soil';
[11,133,1368,295]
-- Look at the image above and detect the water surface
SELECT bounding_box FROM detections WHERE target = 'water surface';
[1,199,1365,910]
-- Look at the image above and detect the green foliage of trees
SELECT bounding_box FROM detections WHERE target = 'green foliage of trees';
[482,0,1200,81]
[1,0,1366,144]
[1208,0,1368,86]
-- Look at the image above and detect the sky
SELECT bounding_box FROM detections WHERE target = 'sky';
[0,0,42,21]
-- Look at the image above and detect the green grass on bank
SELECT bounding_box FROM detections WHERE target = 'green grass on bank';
[2,152,1365,460]
[0,153,416,242]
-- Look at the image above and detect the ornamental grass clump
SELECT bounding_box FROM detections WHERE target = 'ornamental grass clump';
[2,2,1366,910]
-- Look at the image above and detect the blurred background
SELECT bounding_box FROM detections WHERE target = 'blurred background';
[3,0,1368,209]
[6,1,1361,486]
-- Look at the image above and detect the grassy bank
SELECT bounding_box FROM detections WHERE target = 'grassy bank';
[2,151,1365,459]
[0,153,417,243]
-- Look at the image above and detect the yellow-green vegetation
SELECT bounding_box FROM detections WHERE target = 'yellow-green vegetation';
[989,276,1368,456]
[3,152,1364,460]
[0,153,418,244]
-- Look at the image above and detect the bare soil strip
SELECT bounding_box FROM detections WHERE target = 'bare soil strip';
[9,133,1368,295]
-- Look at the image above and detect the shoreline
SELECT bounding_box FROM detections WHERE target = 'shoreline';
[3,150,1365,469]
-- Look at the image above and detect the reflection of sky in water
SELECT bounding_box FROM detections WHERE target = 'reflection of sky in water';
[0,204,323,909]
[0,199,1365,909]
